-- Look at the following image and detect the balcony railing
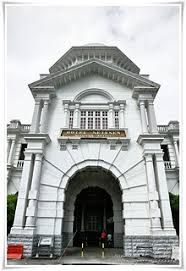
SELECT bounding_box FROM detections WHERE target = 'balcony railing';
[21,124,31,132]
[7,123,30,133]
[17,160,24,168]
[158,121,179,134]
[164,161,172,169]
[157,125,168,133]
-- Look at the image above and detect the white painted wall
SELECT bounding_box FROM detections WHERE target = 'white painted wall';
[7,74,179,239]
[35,75,150,236]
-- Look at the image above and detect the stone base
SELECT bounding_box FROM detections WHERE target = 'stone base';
[8,234,38,257]
[8,234,179,259]
[8,234,62,258]
[123,236,179,258]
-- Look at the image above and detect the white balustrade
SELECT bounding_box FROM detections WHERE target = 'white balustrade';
[164,161,172,169]
[157,125,168,133]
[21,125,31,132]
[17,160,24,168]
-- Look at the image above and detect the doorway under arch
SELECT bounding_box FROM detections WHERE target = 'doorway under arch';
[62,166,123,248]
[73,186,114,247]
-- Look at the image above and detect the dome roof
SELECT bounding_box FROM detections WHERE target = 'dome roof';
[83,43,106,46]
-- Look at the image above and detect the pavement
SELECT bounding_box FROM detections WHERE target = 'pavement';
[7,247,180,266]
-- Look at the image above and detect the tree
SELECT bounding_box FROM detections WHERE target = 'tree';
[7,194,17,234]
[169,192,179,236]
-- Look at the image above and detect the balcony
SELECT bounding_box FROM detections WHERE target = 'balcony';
[7,120,31,133]
[158,121,179,134]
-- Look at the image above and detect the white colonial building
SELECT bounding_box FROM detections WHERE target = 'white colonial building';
[7,44,179,258]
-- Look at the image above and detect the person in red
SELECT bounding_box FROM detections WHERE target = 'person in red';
[101,230,107,246]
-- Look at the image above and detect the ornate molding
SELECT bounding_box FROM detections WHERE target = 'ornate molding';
[73,88,115,102]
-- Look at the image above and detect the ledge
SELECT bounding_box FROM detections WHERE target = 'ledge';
[137,134,165,145]
[24,133,51,144]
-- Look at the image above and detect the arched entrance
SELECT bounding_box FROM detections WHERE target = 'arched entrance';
[73,187,114,247]
[63,166,123,248]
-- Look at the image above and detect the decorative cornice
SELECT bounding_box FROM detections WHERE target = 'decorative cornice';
[132,86,159,100]
[49,46,140,74]
[24,134,51,144]
[137,134,165,146]
[29,59,159,92]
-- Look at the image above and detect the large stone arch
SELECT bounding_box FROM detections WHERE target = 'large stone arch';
[61,160,126,248]
[60,159,127,191]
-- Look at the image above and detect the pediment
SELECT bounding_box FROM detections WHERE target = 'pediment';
[29,59,160,96]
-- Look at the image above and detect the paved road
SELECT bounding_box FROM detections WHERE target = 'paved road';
[7,247,179,265]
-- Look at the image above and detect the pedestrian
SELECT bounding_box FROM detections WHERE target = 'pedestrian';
[101,230,107,246]
[107,233,112,247]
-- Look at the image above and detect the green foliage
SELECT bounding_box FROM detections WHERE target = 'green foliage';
[169,193,179,236]
[7,194,17,234]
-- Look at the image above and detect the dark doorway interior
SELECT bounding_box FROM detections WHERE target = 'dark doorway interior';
[73,187,114,247]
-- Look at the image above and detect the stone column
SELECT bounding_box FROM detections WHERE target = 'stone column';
[73,103,80,128]
[25,153,43,229]
[11,152,34,232]
[146,100,158,134]
[7,138,11,162]
[139,100,148,134]
[30,99,43,133]
[119,103,125,128]
[154,153,176,233]
[173,139,179,166]
[144,154,161,231]
[8,138,16,165]
[64,103,69,128]
[108,103,114,128]
[40,100,49,133]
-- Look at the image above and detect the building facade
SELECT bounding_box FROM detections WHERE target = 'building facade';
[7,44,179,258]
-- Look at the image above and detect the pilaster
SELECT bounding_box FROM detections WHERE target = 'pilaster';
[7,138,11,162]
[25,153,43,232]
[144,153,162,232]
[146,100,158,134]
[7,138,16,165]
[11,152,34,234]
[40,100,50,133]
[73,103,80,128]
[154,153,176,235]
[63,102,70,128]
[173,139,179,167]
[118,101,126,129]
[139,100,148,134]
[108,103,114,128]
[30,98,43,133]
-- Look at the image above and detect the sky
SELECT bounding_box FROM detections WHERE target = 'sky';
[6,4,181,124]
